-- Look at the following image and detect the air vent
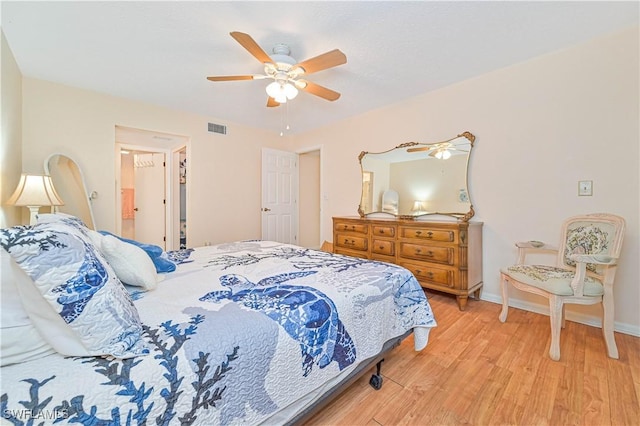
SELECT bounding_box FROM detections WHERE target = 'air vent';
[208,122,227,135]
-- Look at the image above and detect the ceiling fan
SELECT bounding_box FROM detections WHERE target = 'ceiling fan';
[407,142,469,159]
[207,32,347,107]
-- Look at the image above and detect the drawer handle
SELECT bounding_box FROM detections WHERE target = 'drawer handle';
[343,238,355,246]
[416,269,433,280]
[415,270,434,279]
[416,230,433,238]
[379,229,384,234]
[415,248,434,257]
[379,245,385,250]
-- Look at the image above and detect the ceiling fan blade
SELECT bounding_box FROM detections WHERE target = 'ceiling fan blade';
[267,97,280,108]
[207,75,256,82]
[230,31,273,64]
[407,147,430,153]
[294,49,347,75]
[298,80,341,101]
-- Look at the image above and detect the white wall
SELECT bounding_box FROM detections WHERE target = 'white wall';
[293,27,640,334]
[0,31,22,228]
[19,78,287,247]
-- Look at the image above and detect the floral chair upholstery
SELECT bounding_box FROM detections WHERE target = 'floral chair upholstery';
[499,213,625,361]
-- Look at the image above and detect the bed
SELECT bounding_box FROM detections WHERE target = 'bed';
[0,214,436,425]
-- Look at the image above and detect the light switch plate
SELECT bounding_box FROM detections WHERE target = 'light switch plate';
[578,180,593,196]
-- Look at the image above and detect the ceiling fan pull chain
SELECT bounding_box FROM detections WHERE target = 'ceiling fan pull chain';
[285,101,291,131]
[280,105,284,137]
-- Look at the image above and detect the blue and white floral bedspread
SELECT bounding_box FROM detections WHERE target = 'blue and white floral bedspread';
[1,241,436,425]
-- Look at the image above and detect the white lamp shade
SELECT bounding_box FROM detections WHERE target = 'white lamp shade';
[412,200,425,212]
[274,92,288,104]
[266,81,299,103]
[266,81,281,99]
[283,83,298,100]
[6,174,64,207]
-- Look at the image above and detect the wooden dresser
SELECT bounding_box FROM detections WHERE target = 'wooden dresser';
[332,216,483,310]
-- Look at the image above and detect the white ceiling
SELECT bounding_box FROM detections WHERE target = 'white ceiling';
[2,1,638,136]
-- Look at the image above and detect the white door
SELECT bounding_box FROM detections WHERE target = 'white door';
[261,148,298,244]
[134,152,166,248]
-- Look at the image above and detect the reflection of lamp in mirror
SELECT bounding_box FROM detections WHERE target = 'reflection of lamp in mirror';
[411,200,426,215]
[6,174,64,225]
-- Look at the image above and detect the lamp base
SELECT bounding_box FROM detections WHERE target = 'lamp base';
[27,206,40,226]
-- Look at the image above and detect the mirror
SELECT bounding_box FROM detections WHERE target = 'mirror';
[44,154,96,229]
[358,131,476,221]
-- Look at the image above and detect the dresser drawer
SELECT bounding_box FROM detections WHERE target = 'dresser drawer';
[371,239,395,256]
[400,262,455,288]
[335,233,368,251]
[334,222,369,235]
[371,254,395,264]
[372,225,396,238]
[399,242,454,265]
[334,248,369,260]
[400,227,455,242]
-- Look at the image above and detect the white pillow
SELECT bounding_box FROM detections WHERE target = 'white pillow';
[1,248,31,328]
[1,324,56,366]
[100,234,161,290]
[1,249,56,366]
[36,212,78,224]
[0,220,149,358]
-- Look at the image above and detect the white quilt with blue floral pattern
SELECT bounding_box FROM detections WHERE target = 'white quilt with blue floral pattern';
[1,240,436,425]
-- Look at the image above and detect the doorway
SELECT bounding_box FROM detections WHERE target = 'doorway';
[298,149,321,248]
[119,150,166,247]
[115,126,189,250]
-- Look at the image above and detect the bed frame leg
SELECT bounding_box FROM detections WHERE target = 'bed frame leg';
[369,359,384,390]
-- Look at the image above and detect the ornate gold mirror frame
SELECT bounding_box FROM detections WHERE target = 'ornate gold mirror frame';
[358,131,476,221]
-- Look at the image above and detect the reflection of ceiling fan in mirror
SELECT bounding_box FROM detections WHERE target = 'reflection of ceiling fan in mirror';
[207,32,347,107]
[406,143,469,159]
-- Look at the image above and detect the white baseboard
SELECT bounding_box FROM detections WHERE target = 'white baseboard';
[480,292,640,338]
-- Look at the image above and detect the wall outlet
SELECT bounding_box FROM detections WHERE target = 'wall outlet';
[578,180,592,196]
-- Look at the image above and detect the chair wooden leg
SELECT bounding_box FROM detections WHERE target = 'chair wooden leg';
[499,274,509,323]
[548,296,563,361]
[602,293,619,359]
[561,304,566,329]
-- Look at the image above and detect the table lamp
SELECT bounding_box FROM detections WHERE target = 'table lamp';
[6,174,64,225]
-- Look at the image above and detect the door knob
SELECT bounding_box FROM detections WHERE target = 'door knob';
[133,207,139,211]
[262,207,271,212]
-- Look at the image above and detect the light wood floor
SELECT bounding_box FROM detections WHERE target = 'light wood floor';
[304,291,640,426]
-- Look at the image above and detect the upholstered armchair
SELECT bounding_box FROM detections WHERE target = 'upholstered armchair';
[499,213,626,361]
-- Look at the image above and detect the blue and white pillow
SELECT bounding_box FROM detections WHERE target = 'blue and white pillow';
[0,219,148,359]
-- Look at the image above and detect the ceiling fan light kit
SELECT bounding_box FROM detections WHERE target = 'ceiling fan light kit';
[434,148,452,160]
[207,31,346,108]
[266,81,298,103]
